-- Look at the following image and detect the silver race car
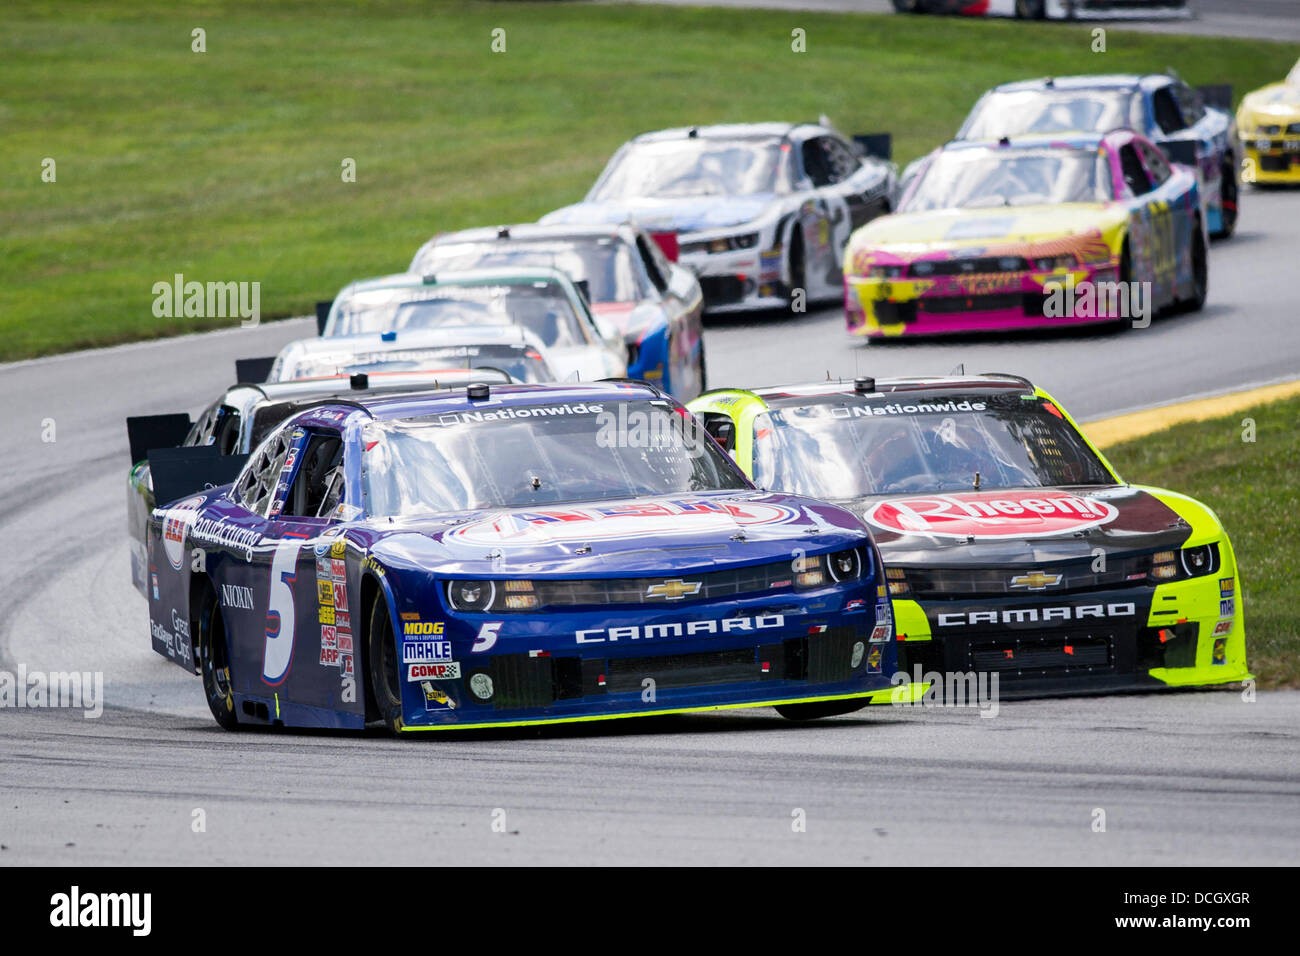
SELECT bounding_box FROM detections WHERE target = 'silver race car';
[541,122,897,313]
[410,222,706,399]
[314,267,628,383]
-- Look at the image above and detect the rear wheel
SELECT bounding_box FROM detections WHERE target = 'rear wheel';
[1015,0,1046,17]
[366,593,405,733]
[197,584,239,730]
[1112,239,1134,331]
[776,698,870,721]
[1181,224,1208,312]
[1214,161,1238,238]
[694,337,707,396]
[786,229,806,314]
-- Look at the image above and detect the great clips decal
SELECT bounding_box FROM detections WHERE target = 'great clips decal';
[863,490,1119,540]
[447,499,800,548]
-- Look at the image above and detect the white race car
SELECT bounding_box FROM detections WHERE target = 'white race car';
[313,267,628,384]
[269,325,557,384]
[541,122,896,314]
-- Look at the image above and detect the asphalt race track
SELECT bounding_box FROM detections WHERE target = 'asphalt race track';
[3,191,1299,866]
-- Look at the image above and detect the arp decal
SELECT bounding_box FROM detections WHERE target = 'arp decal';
[161,496,205,570]
[446,499,800,548]
[863,490,1119,540]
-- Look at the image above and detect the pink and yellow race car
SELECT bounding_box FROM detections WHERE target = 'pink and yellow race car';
[843,130,1208,338]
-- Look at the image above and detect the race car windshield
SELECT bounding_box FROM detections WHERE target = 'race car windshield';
[421,239,646,304]
[332,281,588,348]
[363,401,749,515]
[281,345,551,384]
[591,139,791,199]
[961,90,1138,139]
[752,396,1115,500]
[904,148,1112,210]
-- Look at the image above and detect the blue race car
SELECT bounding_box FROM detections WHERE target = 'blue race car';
[143,381,919,733]
[955,73,1240,238]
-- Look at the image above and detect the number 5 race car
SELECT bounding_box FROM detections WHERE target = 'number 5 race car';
[143,381,922,733]
[688,374,1251,697]
[844,131,1207,338]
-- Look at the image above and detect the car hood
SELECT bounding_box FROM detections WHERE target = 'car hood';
[364,490,868,576]
[850,203,1120,254]
[543,195,780,234]
[846,486,1193,566]
[1239,83,1300,124]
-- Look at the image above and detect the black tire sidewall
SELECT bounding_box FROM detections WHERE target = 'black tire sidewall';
[367,592,405,733]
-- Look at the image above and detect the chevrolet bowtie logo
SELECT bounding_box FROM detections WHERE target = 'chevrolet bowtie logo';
[1009,571,1063,591]
[646,579,701,601]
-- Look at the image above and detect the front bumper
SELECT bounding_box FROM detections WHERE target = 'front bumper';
[1242,140,1300,184]
[397,587,906,729]
[890,572,1250,699]
[845,263,1120,338]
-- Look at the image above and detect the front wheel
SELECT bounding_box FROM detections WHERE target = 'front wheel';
[776,698,870,721]
[1015,0,1047,18]
[197,584,239,730]
[367,593,405,733]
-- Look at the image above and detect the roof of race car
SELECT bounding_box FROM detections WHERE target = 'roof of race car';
[337,265,580,297]
[988,74,1170,95]
[428,222,638,246]
[343,380,665,422]
[630,122,820,144]
[942,131,1110,153]
[708,375,1036,407]
[227,368,514,403]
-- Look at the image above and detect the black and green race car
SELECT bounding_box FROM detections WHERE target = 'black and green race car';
[688,374,1250,697]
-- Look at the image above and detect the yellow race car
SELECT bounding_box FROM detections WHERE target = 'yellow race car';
[1237,60,1300,185]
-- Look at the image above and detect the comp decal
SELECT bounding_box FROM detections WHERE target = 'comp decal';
[447,499,801,548]
[863,490,1119,540]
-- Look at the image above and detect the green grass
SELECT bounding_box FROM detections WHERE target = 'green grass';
[1,0,1297,359]
[1103,397,1300,688]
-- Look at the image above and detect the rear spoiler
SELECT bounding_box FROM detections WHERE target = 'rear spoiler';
[853,133,892,162]
[1162,140,1200,168]
[648,231,679,262]
[1196,84,1233,112]
[316,300,333,335]
[235,356,276,384]
[149,446,249,508]
[127,413,192,465]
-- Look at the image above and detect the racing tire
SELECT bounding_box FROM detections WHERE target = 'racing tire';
[891,0,926,11]
[366,593,405,734]
[1180,225,1208,313]
[786,230,806,315]
[1214,161,1238,239]
[1015,0,1047,18]
[197,582,239,731]
[776,698,870,721]
[1112,239,1134,332]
